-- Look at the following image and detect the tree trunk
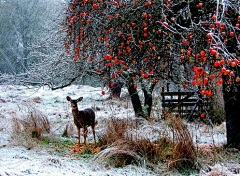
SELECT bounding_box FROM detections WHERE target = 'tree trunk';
[142,89,153,118]
[223,83,240,149]
[211,83,225,124]
[126,78,156,119]
[110,81,123,98]
[141,81,156,118]
[127,79,145,118]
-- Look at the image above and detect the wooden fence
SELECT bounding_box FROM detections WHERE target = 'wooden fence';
[161,86,209,119]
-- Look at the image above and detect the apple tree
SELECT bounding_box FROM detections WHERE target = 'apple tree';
[63,0,240,148]
[63,0,187,118]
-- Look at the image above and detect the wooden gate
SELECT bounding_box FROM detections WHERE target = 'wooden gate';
[161,86,209,119]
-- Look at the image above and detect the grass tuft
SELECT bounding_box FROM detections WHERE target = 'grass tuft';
[93,117,174,169]
[168,114,198,170]
[11,105,50,148]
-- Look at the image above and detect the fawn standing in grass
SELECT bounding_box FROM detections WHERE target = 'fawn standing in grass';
[66,96,96,145]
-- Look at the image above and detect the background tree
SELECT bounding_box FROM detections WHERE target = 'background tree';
[0,0,70,85]
[0,0,47,74]
[63,0,240,148]
[0,0,82,88]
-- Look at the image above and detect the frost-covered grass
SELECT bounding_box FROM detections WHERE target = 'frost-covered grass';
[0,84,239,176]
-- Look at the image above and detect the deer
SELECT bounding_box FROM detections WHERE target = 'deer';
[66,96,96,145]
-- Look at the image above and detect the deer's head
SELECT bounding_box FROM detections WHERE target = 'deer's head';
[66,96,83,110]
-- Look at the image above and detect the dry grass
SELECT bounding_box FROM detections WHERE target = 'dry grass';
[94,112,200,173]
[97,117,131,149]
[94,117,142,167]
[93,139,141,167]
[201,164,235,176]
[11,105,50,148]
[93,116,173,169]
[62,122,75,137]
[168,114,198,170]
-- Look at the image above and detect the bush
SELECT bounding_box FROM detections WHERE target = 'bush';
[168,114,198,170]
[93,117,173,168]
[11,105,50,148]
[97,117,129,149]
[62,122,75,137]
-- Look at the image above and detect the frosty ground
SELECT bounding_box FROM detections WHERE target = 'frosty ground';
[0,85,239,175]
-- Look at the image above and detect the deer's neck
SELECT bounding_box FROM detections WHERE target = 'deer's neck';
[71,108,79,119]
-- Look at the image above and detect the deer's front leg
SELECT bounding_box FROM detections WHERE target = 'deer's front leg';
[77,128,80,145]
[83,127,88,144]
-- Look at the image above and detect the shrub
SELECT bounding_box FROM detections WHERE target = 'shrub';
[168,114,198,170]
[11,105,50,148]
[62,122,75,137]
[97,117,129,149]
[93,116,173,169]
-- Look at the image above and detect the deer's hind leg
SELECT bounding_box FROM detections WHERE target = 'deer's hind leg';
[77,128,81,145]
[91,124,96,144]
[83,127,88,144]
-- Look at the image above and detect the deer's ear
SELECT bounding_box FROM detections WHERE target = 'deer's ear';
[66,96,71,101]
[77,97,83,102]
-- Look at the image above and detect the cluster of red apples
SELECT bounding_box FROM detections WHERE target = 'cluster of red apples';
[62,0,240,99]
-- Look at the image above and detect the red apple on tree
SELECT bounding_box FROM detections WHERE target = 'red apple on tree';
[198,2,203,7]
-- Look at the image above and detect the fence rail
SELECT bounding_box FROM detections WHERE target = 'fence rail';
[161,87,209,119]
